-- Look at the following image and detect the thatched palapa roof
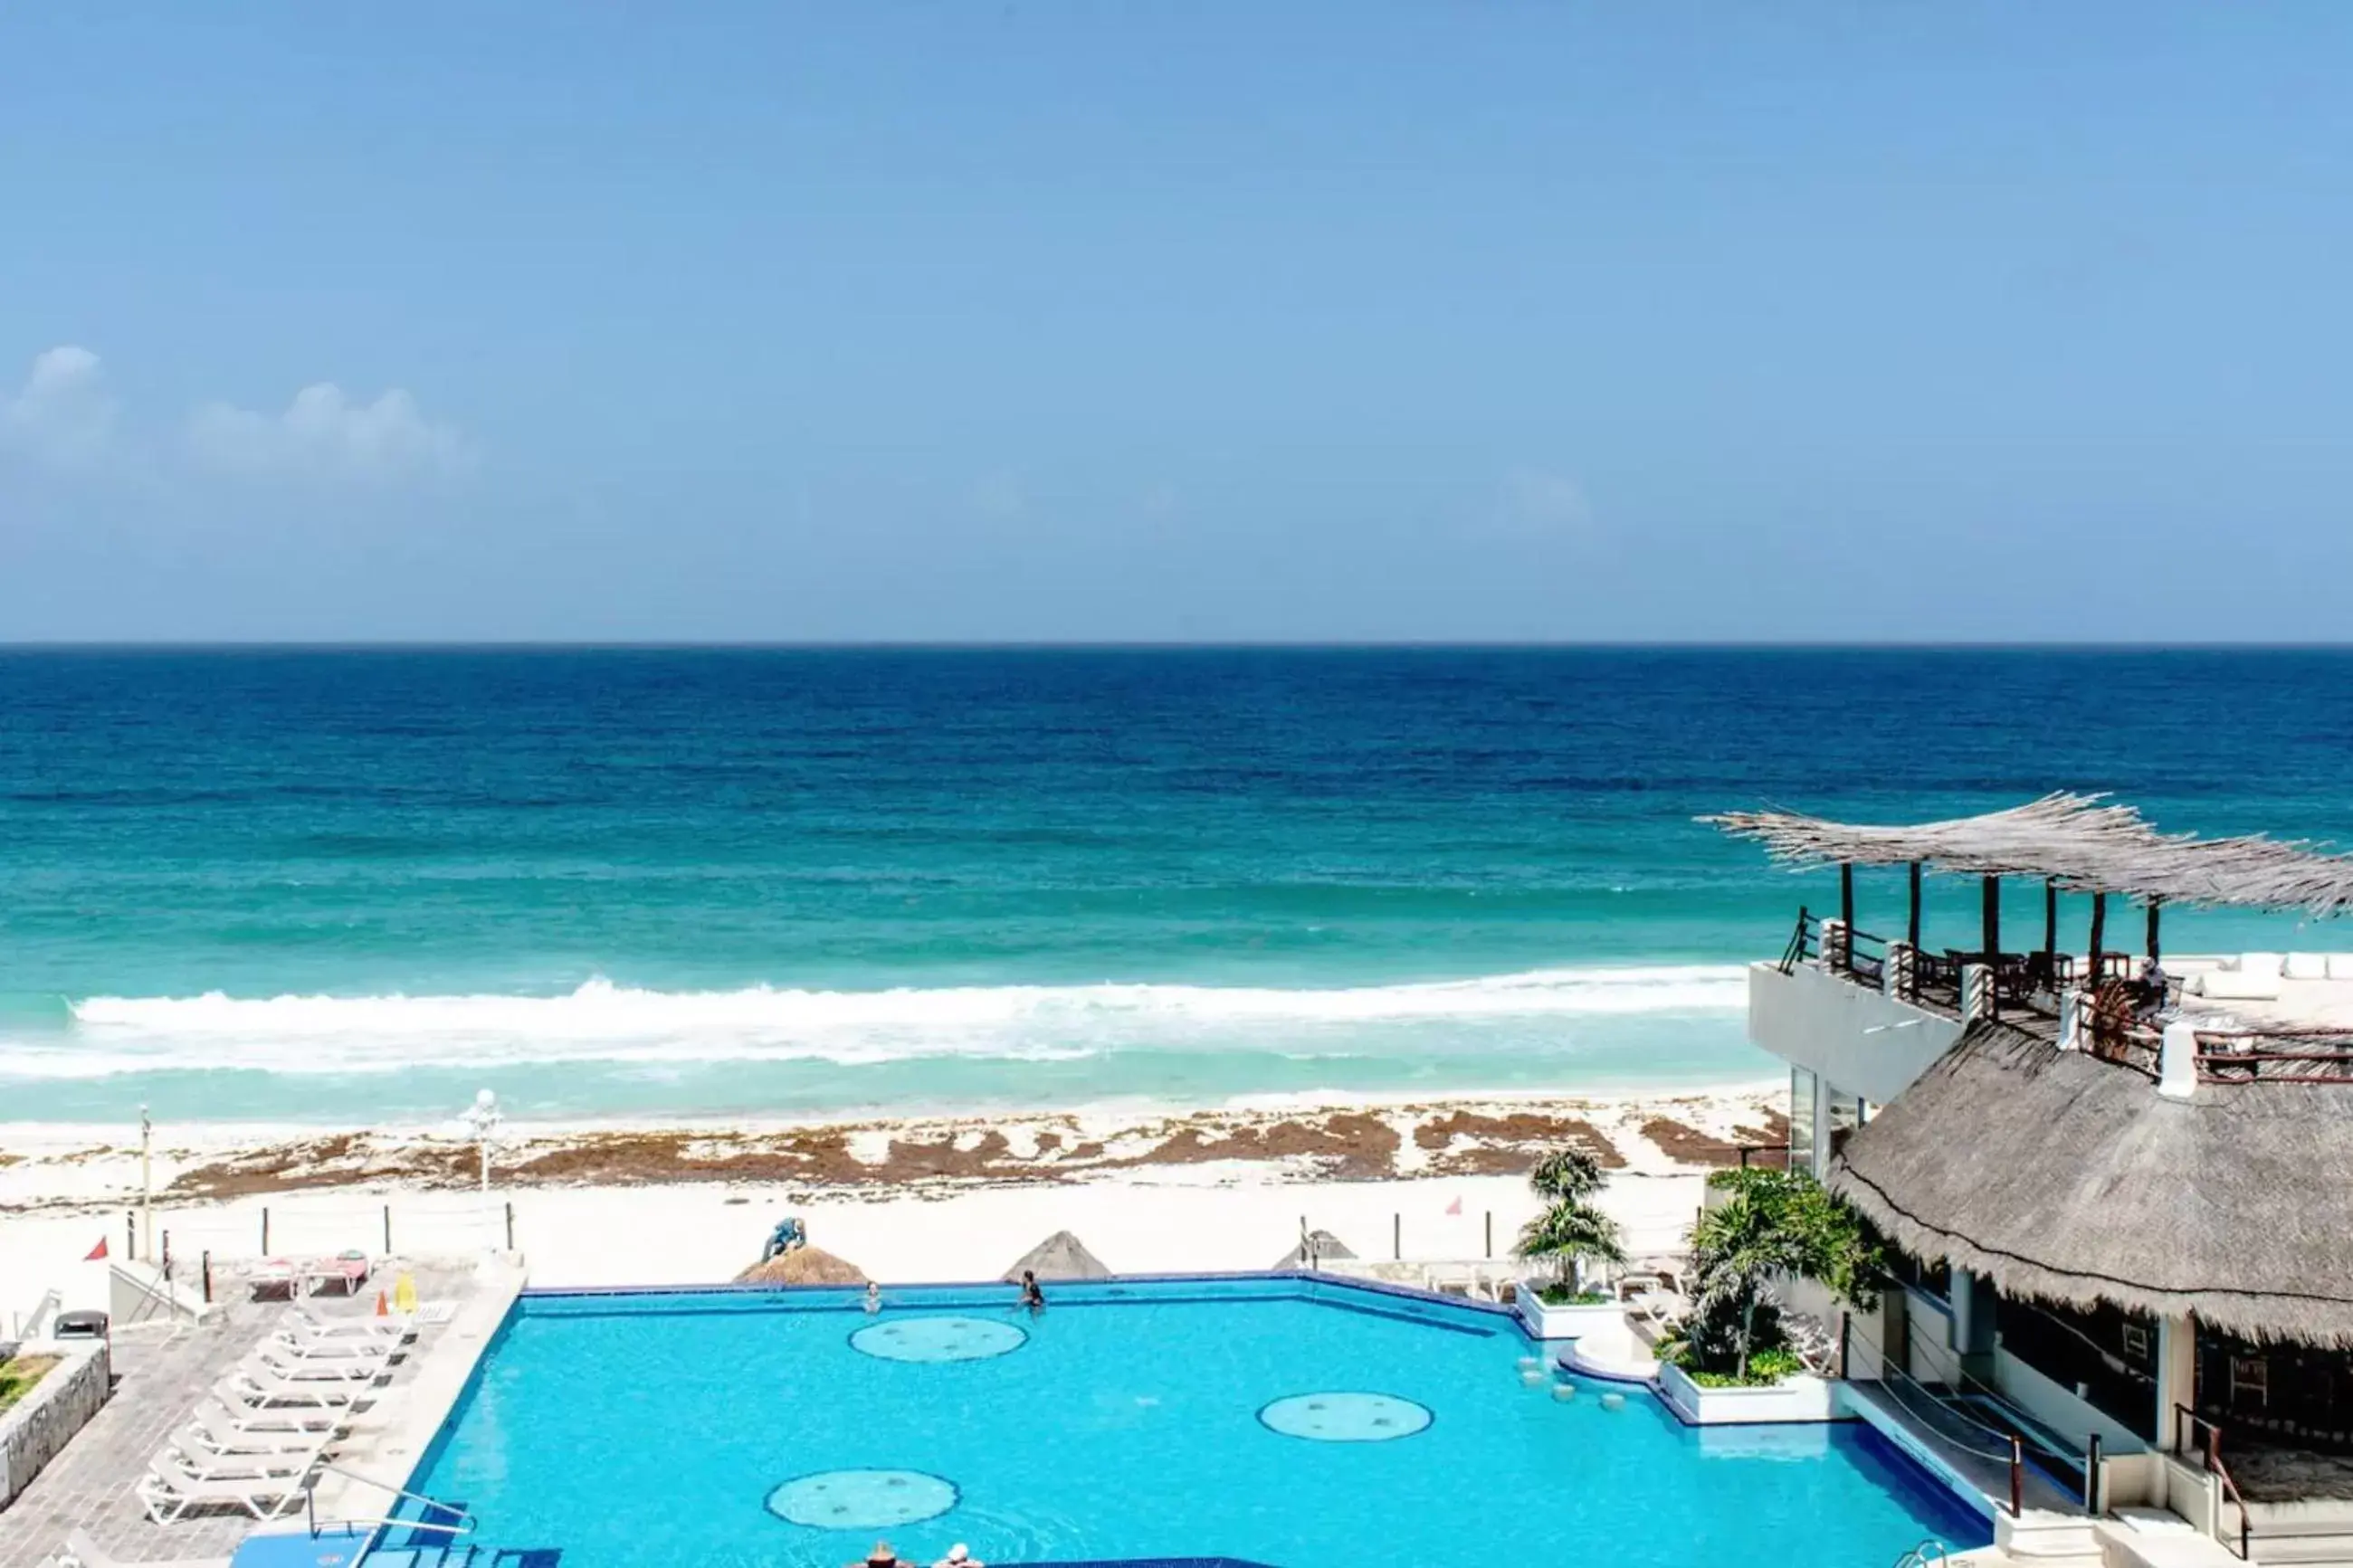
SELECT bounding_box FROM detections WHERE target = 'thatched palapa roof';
[1004,1230,1112,1281]
[735,1245,869,1287]
[1703,793,2353,917]
[1829,1020,2353,1345]
[1271,1229,1357,1269]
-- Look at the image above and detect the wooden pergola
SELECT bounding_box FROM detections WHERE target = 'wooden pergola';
[1703,793,2353,991]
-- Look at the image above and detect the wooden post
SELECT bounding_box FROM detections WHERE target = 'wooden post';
[505,1200,517,1251]
[2148,898,2163,964]
[1907,860,1922,951]
[125,1211,135,1260]
[1393,1212,1401,1260]
[262,1206,271,1254]
[1484,1211,1493,1258]
[2089,892,2108,984]
[2043,879,2058,970]
[383,1204,393,1256]
[1839,861,1855,934]
[202,1250,213,1304]
[2087,1431,2103,1514]
[1982,875,2002,1021]
[2010,1434,2024,1516]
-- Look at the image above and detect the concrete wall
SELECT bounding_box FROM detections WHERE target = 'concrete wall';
[0,1341,110,1510]
[1747,960,1964,1110]
[1992,1345,2149,1458]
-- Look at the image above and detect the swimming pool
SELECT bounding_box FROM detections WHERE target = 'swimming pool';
[405,1278,1989,1568]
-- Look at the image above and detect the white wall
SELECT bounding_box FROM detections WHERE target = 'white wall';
[1747,960,1964,1110]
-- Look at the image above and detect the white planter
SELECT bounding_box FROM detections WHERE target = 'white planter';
[1515,1279,1626,1341]
[1655,1358,1837,1424]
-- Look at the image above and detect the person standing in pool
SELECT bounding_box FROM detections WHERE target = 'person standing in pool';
[1018,1270,1044,1314]
[864,1281,882,1315]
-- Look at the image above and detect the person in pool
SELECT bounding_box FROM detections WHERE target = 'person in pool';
[1018,1270,1045,1313]
[849,1543,908,1568]
[932,1546,983,1568]
[864,1281,882,1315]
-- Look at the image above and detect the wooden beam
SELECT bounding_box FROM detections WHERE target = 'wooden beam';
[2043,879,2059,967]
[1983,874,2001,1020]
[2089,892,2108,984]
[1908,860,1922,950]
[1841,861,1855,932]
[2148,898,2163,964]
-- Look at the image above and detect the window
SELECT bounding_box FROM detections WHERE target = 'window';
[1826,1086,1863,1160]
[1997,1297,2158,1440]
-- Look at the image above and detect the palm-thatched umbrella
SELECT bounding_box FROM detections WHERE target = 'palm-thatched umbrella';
[1271,1229,1357,1269]
[1003,1230,1111,1281]
[734,1245,869,1286]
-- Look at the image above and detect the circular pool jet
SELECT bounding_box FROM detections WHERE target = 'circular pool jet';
[849,1316,1028,1364]
[765,1469,959,1530]
[1257,1391,1434,1442]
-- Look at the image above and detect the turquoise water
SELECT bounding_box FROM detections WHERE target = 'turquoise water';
[410,1280,1991,1568]
[5,647,2351,1123]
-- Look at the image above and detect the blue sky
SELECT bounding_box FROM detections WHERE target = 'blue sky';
[5,5,2350,641]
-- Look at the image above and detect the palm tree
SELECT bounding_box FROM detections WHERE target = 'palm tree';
[1516,1145,1625,1294]
[1688,1191,1808,1378]
[1685,1169,1883,1378]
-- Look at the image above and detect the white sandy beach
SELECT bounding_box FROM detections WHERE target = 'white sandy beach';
[0,1084,1779,1318]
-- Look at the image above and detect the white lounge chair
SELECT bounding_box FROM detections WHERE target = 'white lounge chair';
[175,1406,334,1459]
[217,1366,370,1411]
[284,1306,411,1343]
[267,1325,396,1362]
[137,1450,310,1524]
[190,1394,340,1435]
[245,1344,389,1383]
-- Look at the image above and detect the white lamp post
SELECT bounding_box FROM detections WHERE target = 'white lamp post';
[460,1088,504,1194]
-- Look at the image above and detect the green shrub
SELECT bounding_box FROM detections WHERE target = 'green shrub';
[1534,1283,1612,1306]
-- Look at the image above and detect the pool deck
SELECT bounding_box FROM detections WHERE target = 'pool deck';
[0,1257,519,1568]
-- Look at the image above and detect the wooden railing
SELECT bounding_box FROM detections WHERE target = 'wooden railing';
[2176,1403,2253,1560]
[2196,1027,2353,1085]
[1779,907,1818,974]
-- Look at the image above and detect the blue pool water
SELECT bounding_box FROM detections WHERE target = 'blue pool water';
[408,1279,1990,1568]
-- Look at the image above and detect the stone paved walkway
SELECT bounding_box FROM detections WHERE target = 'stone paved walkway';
[0,1263,482,1568]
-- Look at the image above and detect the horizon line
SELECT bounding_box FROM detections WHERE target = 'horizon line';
[6,638,2353,654]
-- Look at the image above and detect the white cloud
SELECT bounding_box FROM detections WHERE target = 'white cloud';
[1493,468,1596,538]
[2,345,119,469]
[186,383,469,483]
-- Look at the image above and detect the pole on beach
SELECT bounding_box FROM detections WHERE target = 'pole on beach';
[139,1105,154,1265]
[1981,875,2002,1021]
[1484,1211,1493,1259]
[2090,892,2108,984]
[124,1211,135,1261]
[1392,1213,1401,1261]
[202,1250,213,1304]
[2147,898,2163,964]
[262,1206,271,1255]
[1839,861,1854,934]
[383,1204,393,1257]
[505,1200,516,1252]
[1907,860,1922,951]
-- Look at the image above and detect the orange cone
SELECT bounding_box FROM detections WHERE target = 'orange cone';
[376,1287,389,1316]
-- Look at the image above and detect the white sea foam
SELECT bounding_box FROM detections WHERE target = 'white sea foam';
[24,966,1748,1079]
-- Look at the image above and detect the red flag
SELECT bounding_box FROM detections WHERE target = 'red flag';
[85,1236,109,1260]
[1444,1196,1462,1216]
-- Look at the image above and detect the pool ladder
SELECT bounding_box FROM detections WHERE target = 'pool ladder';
[1891,1540,1948,1568]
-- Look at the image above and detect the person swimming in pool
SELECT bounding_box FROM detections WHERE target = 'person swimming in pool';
[849,1542,909,1568]
[1018,1270,1044,1313]
[864,1281,882,1315]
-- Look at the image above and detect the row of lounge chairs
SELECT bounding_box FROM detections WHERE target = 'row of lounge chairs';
[137,1307,413,1525]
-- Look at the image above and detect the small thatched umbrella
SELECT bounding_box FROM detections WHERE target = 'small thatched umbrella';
[1272,1229,1357,1269]
[1003,1230,1111,1282]
[734,1245,869,1287]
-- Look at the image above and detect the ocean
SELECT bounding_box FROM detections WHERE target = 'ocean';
[5,647,2351,1126]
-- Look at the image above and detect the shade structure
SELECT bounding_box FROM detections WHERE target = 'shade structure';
[1003,1230,1112,1281]
[1271,1229,1358,1269]
[734,1245,869,1286]
[1828,1020,2353,1345]
[1703,793,2353,917]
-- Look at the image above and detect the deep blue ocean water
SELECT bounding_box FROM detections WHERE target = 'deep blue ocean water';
[5,647,2351,1123]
